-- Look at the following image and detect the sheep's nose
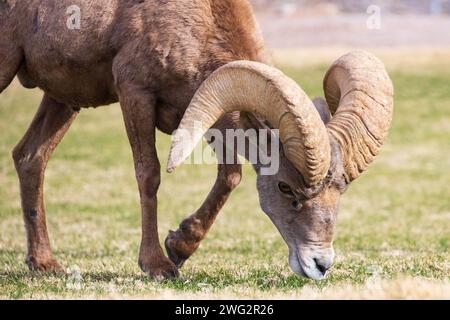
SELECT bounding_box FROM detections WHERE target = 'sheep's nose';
[314,258,332,276]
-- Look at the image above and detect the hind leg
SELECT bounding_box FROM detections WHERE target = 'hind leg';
[12,95,78,272]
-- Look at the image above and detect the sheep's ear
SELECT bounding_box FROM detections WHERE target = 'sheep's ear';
[313,97,332,124]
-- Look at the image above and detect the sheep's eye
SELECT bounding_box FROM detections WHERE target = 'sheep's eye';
[278,182,294,196]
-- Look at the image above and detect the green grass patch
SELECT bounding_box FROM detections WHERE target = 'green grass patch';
[0,51,449,299]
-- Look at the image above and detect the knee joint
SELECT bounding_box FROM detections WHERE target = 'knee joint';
[12,147,43,176]
[219,165,242,191]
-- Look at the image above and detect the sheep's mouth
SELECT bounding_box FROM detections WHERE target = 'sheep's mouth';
[289,250,328,281]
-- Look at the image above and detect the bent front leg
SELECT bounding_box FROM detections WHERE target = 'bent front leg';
[13,95,78,272]
[165,114,242,268]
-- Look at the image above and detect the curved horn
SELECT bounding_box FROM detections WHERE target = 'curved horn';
[167,61,331,187]
[324,51,394,183]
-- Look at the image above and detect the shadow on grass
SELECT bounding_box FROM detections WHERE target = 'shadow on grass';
[0,268,316,292]
[0,249,379,292]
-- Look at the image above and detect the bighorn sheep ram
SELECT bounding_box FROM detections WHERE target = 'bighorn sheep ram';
[0,0,393,280]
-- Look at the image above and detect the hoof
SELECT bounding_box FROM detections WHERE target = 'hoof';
[165,239,187,269]
[139,255,180,280]
[164,230,200,269]
[26,256,65,274]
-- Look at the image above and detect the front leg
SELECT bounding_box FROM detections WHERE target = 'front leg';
[165,114,242,268]
[117,84,178,279]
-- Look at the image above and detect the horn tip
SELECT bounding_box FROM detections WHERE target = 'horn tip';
[166,153,176,172]
[166,160,177,173]
[167,140,188,173]
[166,166,175,173]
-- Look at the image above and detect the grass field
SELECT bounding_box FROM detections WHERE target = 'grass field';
[0,48,449,299]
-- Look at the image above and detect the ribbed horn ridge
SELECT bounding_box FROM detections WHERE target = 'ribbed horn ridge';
[167,61,331,187]
[324,51,394,183]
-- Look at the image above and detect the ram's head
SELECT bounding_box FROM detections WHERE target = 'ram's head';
[167,51,394,280]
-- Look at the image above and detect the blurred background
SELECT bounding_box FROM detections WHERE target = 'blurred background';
[249,0,450,47]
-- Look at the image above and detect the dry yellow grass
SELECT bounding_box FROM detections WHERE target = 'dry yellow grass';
[19,277,448,300]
